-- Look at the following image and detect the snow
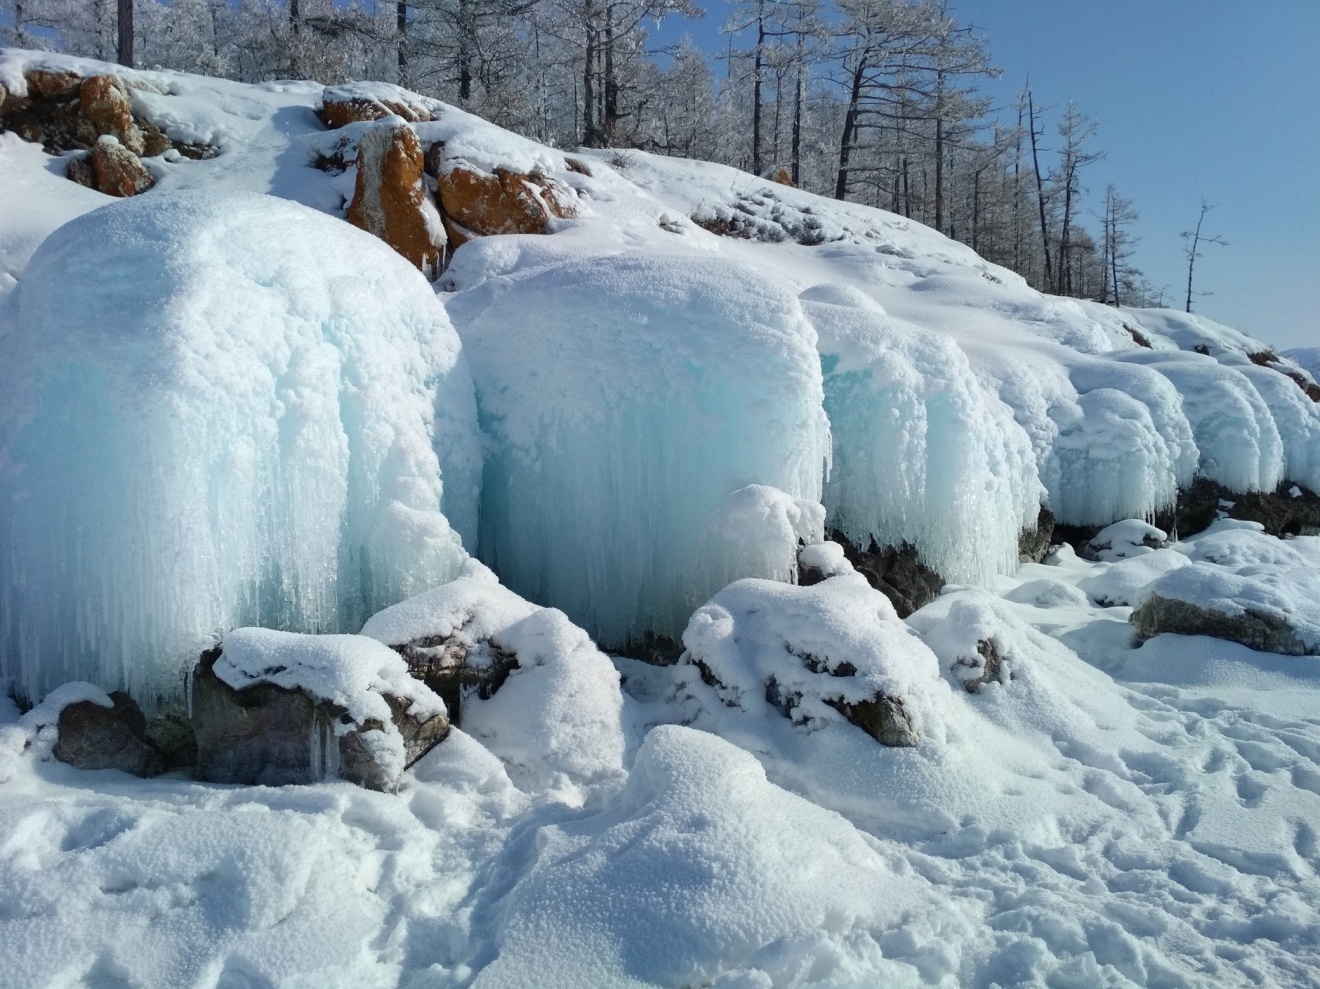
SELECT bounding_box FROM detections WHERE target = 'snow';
[1084,518,1169,561]
[467,725,941,989]
[364,573,627,794]
[681,573,945,741]
[1285,346,1320,381]
[216,628,446,728]
[445,245,830,648]
[3,49,1320,988]
[0,190,481,704]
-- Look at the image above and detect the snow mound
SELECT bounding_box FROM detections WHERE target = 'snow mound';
[363,573,626,793]
[469,724,944,989]
[446,245,830,648]
[1076,550,1191,607]
[1285,346,1320,381]
[681,574,946,745]
[1085,519,1170,561]
[805,294,1040,583]
[1128,523,1320,654]
[0,190,482,704]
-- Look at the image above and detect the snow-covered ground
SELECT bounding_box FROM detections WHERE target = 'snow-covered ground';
[2,50,1320,987]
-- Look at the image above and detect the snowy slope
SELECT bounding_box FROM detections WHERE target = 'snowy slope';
[2,49,1320,989]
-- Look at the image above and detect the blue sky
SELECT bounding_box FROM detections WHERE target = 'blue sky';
[659,0,1319,350]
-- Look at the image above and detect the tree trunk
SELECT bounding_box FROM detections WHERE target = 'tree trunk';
[791,64,803,186]
[752,5,765,175]
[834,61,865,200]
[117,0,133,67]
[396,1,408,87]
[934,116,944,234]
[1028,92,1053,291]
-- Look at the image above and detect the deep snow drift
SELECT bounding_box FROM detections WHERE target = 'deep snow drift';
[2,49,1320,989]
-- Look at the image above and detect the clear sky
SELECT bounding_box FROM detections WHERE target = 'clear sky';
[662,0,1319,350]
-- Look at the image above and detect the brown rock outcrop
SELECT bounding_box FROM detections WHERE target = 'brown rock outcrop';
[90,138,154,197]
[347,120,446,273]
[24,67,82,101]
[80,74,145,154]
[318,85,434,129]
[437,160,576,245]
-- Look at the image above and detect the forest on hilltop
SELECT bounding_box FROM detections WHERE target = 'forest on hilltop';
[2,0,1160,306]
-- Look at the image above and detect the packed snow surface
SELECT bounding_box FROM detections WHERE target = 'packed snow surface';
[0,189,481,703]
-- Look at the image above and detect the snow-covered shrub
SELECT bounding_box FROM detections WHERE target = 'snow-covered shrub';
[801,289,1040,584]
[0,191,482,703]
[446,246,831,647]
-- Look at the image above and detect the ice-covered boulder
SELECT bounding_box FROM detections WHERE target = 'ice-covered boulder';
[362,567,626,791]
[680,574,943,747]
[802,290,1040,586]
[0,190,482,703]
[446,246,830,648]
[193,628,450,791]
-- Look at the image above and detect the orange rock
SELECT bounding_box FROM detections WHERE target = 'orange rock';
[25,68,82,101]
[437,161,576,244]
[80,75,145,154]
[319,85,434,129]
[347,121,445,273]
[764,165,796,188]
[90,138,154,197]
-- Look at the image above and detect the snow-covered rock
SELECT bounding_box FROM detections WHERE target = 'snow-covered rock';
[194,628,450,791]
[681,574,943,747]
[362,570,627,793]
[1082,519,1170,561]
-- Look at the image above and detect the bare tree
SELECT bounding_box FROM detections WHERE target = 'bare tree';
[1181,198,1227,313]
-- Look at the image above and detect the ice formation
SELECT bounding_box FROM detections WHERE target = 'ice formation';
[802,291,1040,583]
[445,244,831,648]
[1118,350,1284,494]
[0,191,482,703]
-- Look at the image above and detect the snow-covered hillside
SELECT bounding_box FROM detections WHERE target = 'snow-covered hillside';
[2,50,1320,988]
